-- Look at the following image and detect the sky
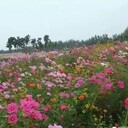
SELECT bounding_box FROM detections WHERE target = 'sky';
[0,0,128,50]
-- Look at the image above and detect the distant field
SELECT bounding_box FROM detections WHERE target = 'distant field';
[0,51,47,60]
[0,52,28,59]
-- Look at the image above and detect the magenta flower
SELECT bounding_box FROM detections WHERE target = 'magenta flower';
[32,110,43,120]
[75,77,84,87]
[60,104,67,111]
[96,79,103,85]
[59,93,70,98]
[96,73,105,79]
[100,78,113,93]
[118,80,125,89]
[20,95,42,121]
[124,98,128,109]
[7,103,18,114]
[48,124,63,128]
[42,114,48,120]
[0,85,4,92]
[105,83,113,90]
[8,114,18,125]
[104,67,113,75]
[21,100,39,112]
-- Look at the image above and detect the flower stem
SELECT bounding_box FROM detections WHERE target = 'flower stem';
[125,109,128,126]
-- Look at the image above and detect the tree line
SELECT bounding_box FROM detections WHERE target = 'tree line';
[6,35,50,52]
[4,26,128,53]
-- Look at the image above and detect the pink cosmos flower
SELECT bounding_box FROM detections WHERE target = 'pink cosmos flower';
[60,104,67,111]
[124,98,128,109]
[96,79,103,85]
[88,75,97,84]
[59,93,70,98]
[46,81,54,87]
[67,74,72,81]
[42,114,48,120]
[7,103,18,114]
[45,57,52,63]
[96,73,105,79]
[75,77,84,87]
[100,78,113,93]
[32,110,42,120]
[17,77,22,82]
[42,107,49,112]
[20,96,41,119]
[48,72,57,77]
[118,80,125,89]
[0,85,4,92]
[21,100,39,113]
[42,105,51,112]
[9,72,13,77]
[8,114,18,125]
[105,83,113,90]
[104,67,113,75]
[48,124,63,128]
[14,72,21,78]
[29,66,37,74]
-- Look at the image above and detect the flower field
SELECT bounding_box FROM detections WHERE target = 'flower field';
[0,42,128,128]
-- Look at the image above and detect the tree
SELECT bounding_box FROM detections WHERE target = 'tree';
[37,38,43,51]
[6,37,15,52]
[17,37,25,49]
[6,40,12,52]
[24,35,30,47]
[123,27,128,41]
[12,37,19,50]
[44,35,49,47]
[31,38,36,48]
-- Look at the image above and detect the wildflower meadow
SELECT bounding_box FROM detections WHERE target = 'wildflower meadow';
[0,42,128,128]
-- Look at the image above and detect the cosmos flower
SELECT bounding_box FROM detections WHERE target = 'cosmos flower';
[8,114,18,125]
[7,103,18,114]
